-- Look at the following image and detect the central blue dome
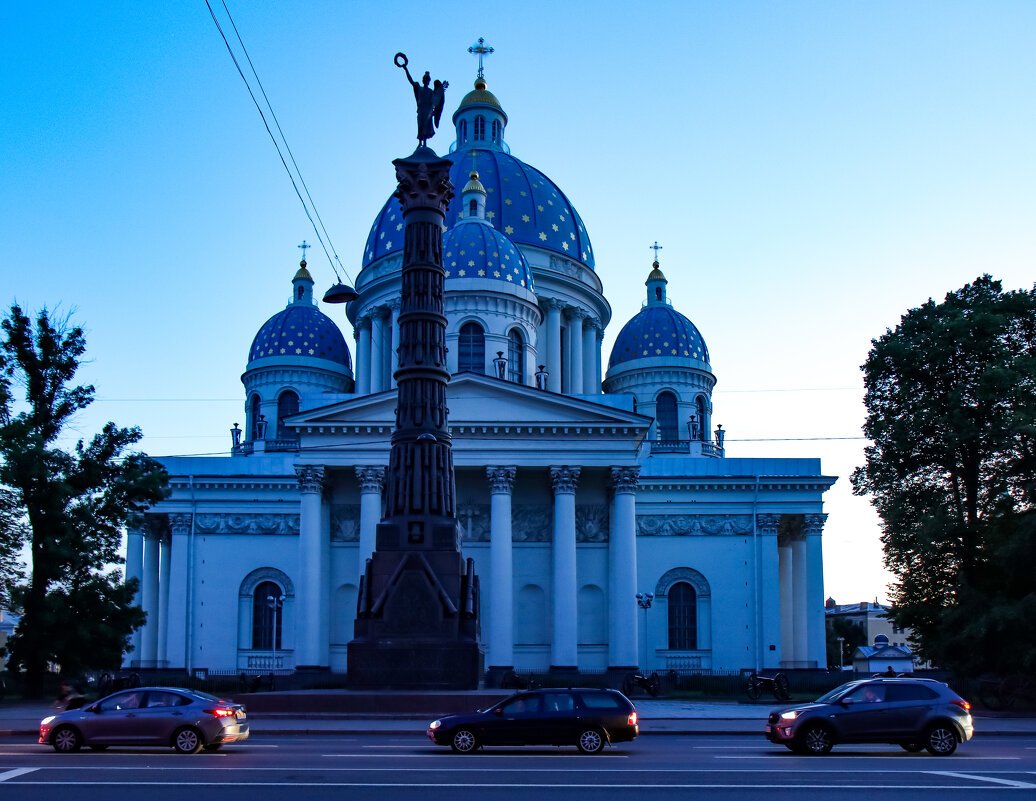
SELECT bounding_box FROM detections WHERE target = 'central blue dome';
[443,220,534,290]
[609,305,710,368]
[364,147,594,270]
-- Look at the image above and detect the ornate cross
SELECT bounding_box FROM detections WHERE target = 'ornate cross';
[468,37,494,79]
[298,240,310,261]
[649,241,663,263]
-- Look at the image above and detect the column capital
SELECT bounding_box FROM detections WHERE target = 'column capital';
[387,298,402,312]
[802,513,828,536]
[295,464,326,494]
[486,465,517,494]
[549,465,581,495]
[168,513,193,537]
[355,314,373,331]
[544,297,565,313]
[756,513,781,535]
[609,466,641,494]
[355,465,386,494]
[565,306,588,323]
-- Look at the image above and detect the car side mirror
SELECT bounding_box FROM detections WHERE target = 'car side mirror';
[91,705,102,714]
[840,698,854,707]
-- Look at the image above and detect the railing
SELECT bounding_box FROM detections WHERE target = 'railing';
[240,651,294,671]
[649,440,724,458]
[231,439,300,456]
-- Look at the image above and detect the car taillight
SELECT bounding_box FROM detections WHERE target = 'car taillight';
[206,708,236,718]
[952,699,971,711]
[628,711,638,726]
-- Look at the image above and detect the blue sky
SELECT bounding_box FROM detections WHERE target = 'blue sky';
[2,1,1034,604]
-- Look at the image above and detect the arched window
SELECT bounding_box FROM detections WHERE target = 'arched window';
[507,328,524,383]
[696,396,706,441]
[469,198,477,217]
[491,119,501,142]
[252,580,284,650]
[668,581,697,650]
[474,115,485,141]
[458,119,467,143]
[276,390,299,440]
[249,394,261,440]
[656,391,678,441]
[458,322,485,373]
[655,286,662,301]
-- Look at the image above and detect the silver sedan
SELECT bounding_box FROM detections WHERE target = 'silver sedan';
[39,686,249,753]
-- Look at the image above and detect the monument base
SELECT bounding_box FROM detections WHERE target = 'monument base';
[347,639,483,690]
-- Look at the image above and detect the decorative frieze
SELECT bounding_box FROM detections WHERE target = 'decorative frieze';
[576,504,609,542]
[330,504,361,542]
[194,513,300,536]
[458,504,491,542]
[637,514,753,537]
[512,505,552,542]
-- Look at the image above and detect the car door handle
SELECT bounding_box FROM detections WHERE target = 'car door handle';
[172,712,184,716]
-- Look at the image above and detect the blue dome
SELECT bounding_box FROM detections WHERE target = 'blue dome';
[248,304,352,371]
[443,221,534,290]
[363,147,594,270]
[608,306,710,369]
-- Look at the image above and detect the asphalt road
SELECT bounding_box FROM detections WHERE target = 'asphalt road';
[1,733,1034,799]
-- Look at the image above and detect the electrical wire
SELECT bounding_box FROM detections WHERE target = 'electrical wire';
[204,0,352,285]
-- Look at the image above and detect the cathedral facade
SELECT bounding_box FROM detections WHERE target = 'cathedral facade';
[128,68,835,678]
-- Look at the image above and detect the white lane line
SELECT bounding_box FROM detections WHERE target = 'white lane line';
[323,752,628,758]
[0,780,1026,789]
[714,754,1020,760]
[929,771,1036,788]
[0,768,38,782]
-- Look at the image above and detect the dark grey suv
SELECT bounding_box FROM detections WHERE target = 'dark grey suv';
[765,677,973,755]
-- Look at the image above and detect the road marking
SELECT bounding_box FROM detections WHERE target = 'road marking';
[714,754,1020,760]
[0,768,37,782]
[0,780,1031,789]
[929,771,1036,788]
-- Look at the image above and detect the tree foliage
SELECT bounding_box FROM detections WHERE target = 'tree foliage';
[825,615,866,670]
[852,276,1036,675]
[0,305,167,695]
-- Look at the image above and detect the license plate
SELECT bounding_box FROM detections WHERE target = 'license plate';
[764,725,772,734]
[237,712,247,721]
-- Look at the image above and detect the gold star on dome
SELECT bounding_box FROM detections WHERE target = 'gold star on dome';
[487,211,495,219]
[445,270,451,277]
[396,223,403,231]
[493,251,499,257]
[539,232,547,241]
[570,233,576,240]
[478,269,485,276]
[537,205,544,212]
[504,198,512,205]
[386,241,392,249]
[519,190,527,196]
[458,269,466,276]
[505,225,514,234]
[552,224,558,231]
[479,249,485,255]
[560,214,566,221]
[506,274,512,281]
[562,242,569,250]
[468,260,475,267]
[459,249,466,255]
[441,224,448,232]
[296,348,302,354]
[671,349,677,355]
[309,348,316,355]
[486,187,493,192]
[521,214,530,223]
[494,270,500,277]
[379,232,385,239]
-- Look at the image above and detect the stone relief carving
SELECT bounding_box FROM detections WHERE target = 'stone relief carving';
[512,505,552,542]
[330,504,361,542]
[637,514,753,537]
[194,513,300,536]
[576,505,609,543]
[458,504,491,542]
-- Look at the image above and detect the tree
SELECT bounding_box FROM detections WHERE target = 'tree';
[852,276,1036,675]
[825,616,866,670]
[0,305,168,696]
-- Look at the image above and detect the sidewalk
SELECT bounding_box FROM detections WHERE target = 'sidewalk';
[2,696,1034,738]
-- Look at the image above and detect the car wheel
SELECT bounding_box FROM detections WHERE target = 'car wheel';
[450,728,479,754]
[900,742,924,753]
[924,724,958,756]
[576,728,605,754]
[172,726,204,754]
[203,743,224,752]
[88,744,110,751]
[797,723,834,755]
[52,725,82,753]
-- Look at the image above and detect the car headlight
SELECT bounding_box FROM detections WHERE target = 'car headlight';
[429,720,441,729]
[40,716,55,726]
[779,711,800,720]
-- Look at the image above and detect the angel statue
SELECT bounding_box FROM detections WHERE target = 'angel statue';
[395,52,448,146]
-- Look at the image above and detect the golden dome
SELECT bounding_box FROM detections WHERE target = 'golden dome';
[293,259,313,282]
[458,77,503,111]
[463,170,486,194]
[647,260,666,282]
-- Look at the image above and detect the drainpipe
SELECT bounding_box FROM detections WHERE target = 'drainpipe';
[752,475,761,673]
[186,476,196,675]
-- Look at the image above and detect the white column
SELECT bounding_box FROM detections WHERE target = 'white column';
[778,542,794,667]
[296,465,326,669]
[370,308,385,392]
[165,513,192,669]
[791,536,808,665]
[388,301,400,389]
[609,467,640,668]
[141,532,160,667]
[546,299,562,393]
[487,466,516,669]
[804,514,828,668]
[124,526,145,666]
[595,328,604,393]
[355,317,372,395]
[567,309,584,394]
[550,466,580,668]
[158,536,171,666]
[582,319,598,394]
[756,514,782,669]
[355,466,385,571]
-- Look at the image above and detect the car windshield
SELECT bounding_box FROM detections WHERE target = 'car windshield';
[814,682,861,704]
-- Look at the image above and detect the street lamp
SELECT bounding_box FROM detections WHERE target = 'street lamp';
[266,594,285,668]
[836,636,845,670]
[636,592,654,669]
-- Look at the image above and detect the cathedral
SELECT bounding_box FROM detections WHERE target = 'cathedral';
[127,62,836,679]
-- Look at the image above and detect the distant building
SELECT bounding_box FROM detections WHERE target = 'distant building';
[826,598,926,669]
[853,634,916,674]
[0,610,18,667]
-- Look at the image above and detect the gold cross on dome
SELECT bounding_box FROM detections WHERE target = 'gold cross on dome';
[468,37,494,79]
[298,240,310,261]
[649,241,663,263]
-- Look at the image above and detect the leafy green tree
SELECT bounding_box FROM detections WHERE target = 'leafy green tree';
[0,305,167,696]
[852,276,1036,675]
[825,616,866,670]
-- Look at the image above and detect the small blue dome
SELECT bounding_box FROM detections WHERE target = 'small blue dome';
[608,306,710,369]
[363,148,594,270]
[248,304,352,371]
[443,221,534,290]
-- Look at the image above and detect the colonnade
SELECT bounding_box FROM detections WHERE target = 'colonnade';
[773,513,827,668]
